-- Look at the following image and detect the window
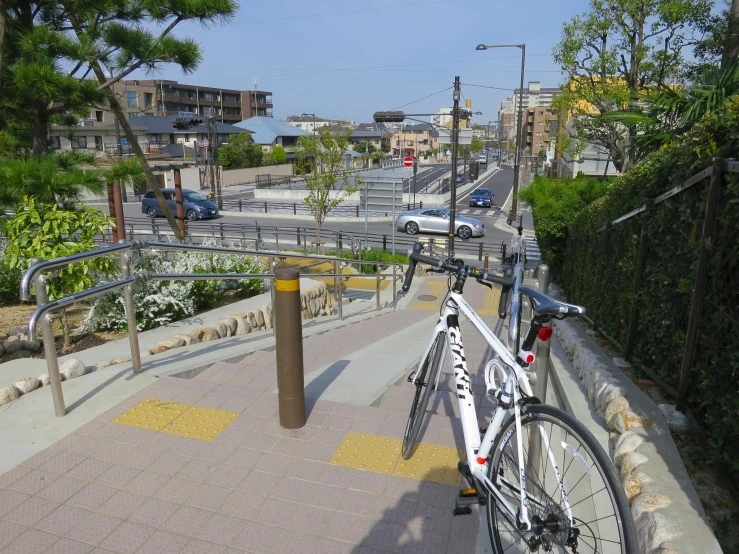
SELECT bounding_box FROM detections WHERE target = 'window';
[538,122,544,126]
[536,132,543,137]
[95,110,103,122]
[128,112,139,119]
[539,111,544,115]
[126,91,137,108]
[74,136,87,149]
[144,191,155,199]
[50,136,61,150]
[144,92,153,107]
[94,136,103,151]
[203,92,215,101]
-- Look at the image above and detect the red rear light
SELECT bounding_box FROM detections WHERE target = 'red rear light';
[538,326,553,342]
[525,353,535,364]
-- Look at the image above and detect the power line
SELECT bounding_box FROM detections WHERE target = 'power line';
[462,83,518,91]
[390,86,453,111]
[218,0,454,25]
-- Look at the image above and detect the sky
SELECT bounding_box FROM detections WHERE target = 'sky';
[129,0,600,125]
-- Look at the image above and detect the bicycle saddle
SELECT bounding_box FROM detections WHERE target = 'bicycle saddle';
[518,285,585,317]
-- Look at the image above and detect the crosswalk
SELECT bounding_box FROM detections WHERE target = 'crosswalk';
[525,236,541,266]
[460,208,498,215]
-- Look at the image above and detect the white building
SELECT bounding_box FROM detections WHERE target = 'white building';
[285,115,335,133]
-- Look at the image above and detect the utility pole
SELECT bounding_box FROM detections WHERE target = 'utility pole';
[448,76,461,257]
[724,0,739,68]
[512,46,526,218]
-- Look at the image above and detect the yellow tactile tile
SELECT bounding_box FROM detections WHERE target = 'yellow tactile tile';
[477,286,502,317]
[329,432,463,485]
[160,406,239,441]
[113,399,190,431]
[329,432,402,474]
[393,443,463,486]
[410,280,449,311]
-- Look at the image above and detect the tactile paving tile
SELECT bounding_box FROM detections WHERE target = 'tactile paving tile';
[329,432,463,485]
[410,280,449,311]
[393,443,463,486]
[160,406,239,441]
[113,399,190,431]
[329,432,402,474]
[477,286,502,316]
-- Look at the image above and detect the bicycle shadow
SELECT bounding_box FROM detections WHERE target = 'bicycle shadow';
[349,467,480,553]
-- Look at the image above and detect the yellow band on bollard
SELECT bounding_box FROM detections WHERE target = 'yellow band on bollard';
[275,279,300,292]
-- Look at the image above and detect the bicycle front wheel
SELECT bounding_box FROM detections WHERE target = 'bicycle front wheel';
[401,330,444,460]
[486,404,636,553]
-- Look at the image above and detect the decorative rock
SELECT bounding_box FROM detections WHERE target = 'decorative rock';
[229,312,248,318]
[215,321,231,338]
[139,350,152,358]
[635,510,682,554]
[234,316,250,335]
[21,339,42,352]
[596,384,627,414]
[608,410,653,434]
[631,492,671,521]
[59,358,86,380]
[173,333,200,345]
[623,471,652,502]
[221,317,238,335]
[111,357,132,365]
[658,404,695,432]
[0,386,20,406]
[150,345,170,355]
[38,374,50,387]
[619,451,649,477]
[158,337,186,349]
[0,344,4,357]
[612,357,631,369]
[14,377,39,395]
[201,327,220,342]
[96,360,112,369]
[261,306,272,330]
[3,336,23,354]
[613,432,644,467]
[7,325,27,336]
[309,298,318,317]
[255,309,265,328]
[247,311,260,330]
[605,396,631,423]
[190,328,207,340]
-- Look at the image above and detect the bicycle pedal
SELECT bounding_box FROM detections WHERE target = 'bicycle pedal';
[453,506,473,516]
[454,488,479,515]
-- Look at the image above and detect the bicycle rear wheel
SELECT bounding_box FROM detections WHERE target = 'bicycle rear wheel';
[401,330,445,460]
[486,404,636,553]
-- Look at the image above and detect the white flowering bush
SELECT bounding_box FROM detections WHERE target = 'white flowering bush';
[87,241,267,332]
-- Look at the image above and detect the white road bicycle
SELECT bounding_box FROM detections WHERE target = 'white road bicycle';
[401,243,636,553]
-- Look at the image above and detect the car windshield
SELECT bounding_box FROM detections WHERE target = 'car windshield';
[474,189,492,196]
[184,192,208,201]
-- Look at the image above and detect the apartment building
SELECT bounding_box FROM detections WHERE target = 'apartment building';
[88,80,273,126]
[525,106,557,157]
[498,81,560,142]
[285,115,334,133]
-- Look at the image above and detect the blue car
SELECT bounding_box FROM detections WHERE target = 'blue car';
[141,189,219,220]
[469,187,494,208]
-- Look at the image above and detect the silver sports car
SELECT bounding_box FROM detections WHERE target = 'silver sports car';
[396,207,485,239]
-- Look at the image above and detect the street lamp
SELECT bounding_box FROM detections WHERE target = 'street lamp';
[301,112,316,138]
[476,43,525,220]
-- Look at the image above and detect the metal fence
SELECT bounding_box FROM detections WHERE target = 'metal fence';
[561,158,739,413]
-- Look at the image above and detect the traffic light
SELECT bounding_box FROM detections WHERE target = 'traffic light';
[373,111,405,123]
[172,118,203,130]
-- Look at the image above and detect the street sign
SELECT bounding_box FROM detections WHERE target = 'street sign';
[202,138,210,148]
[436,128,473,145]
[179,111,193,117]
[120,138,129,146]
[403,157,413,167]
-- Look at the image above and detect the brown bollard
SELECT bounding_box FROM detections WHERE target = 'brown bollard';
[274,268,306,429]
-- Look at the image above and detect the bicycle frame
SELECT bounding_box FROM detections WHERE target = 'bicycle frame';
[412,291,573,531]
[507,243,526,354]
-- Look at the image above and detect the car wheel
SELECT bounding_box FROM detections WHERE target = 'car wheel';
[405,221,419,235]
[146,207,157,218]
[186,209,198,221]
[457,226,472,239]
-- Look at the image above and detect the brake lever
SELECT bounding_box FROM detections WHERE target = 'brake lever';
[476,278,493,290]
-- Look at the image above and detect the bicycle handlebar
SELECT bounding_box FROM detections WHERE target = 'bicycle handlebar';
[401,242,515,295]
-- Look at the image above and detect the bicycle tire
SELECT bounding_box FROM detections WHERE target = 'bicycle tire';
[401,331,444,460]
[486,404,636,553]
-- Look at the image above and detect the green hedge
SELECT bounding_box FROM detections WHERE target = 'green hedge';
[557,97,739,478]
[338,247,408,274]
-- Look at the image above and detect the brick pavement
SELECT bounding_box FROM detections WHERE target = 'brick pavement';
[0,305,503,554]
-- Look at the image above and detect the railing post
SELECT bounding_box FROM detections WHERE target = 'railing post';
[293,203,297,215]
[625,198,653,359]
[273,267,306,429]
[334,261,343,320]
[420,201,423,209]
[593,221,611,329]
[484,253,489,271]
[502,242,506,263]
[478,243,483,261]
[239,198,242,212]
[269,256,276,327]
[356,205,359,217]
[31,258,65,417]
[338,233,343,251]
[264,201,268,213]
[392,264,397,310]
[297,227,301,247]
[173,169,186,239]
[257,225,261,243]
[376,265,381,311]
[382,235,387,251]
[219,223,224,240]
[677,158,724,412]
[119,248,142,374]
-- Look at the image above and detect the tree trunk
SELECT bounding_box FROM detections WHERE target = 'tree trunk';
[89,62,184,241]
[0,7,5,80]
[724,0,739,68]
[31,108,50,156]
[60,309,71,350]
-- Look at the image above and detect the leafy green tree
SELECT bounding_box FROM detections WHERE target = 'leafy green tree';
[270,145,287,165]
[553,0,712,173]
[353,140,376,154]
[1,196,117,347]
[470,138,484,153]
[219,132,263,169]
[297,128,358,252]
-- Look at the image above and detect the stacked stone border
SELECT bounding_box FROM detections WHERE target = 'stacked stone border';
[0,283,332,407]
[553,316,682,554]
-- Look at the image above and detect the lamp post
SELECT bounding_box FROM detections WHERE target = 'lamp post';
[476,43,525,219]
[301,112,316,138]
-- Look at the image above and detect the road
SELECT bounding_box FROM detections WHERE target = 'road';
[121,162,519,261]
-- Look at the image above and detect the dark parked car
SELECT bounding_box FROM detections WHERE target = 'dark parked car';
[469,187,494,208]
[456,172,464,183]
[141,189,218,220]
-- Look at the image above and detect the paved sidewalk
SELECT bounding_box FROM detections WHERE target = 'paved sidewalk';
[0,279,508,554]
